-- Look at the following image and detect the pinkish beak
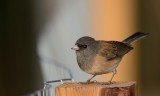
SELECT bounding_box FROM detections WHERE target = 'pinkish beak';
[71,45,79,51]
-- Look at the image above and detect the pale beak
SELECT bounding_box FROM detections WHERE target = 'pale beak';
[71,45,80,50]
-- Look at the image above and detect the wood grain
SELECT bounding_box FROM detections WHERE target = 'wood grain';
[55,81,136,96]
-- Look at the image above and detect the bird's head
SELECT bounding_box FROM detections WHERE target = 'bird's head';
[71,36,95,51]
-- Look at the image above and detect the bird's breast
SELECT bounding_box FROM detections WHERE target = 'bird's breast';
[91,54,122,75]
[76,50,96,74]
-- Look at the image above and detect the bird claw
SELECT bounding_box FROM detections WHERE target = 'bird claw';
[107,81,116,84]
[86,79,91,82]
[108,81,112,84]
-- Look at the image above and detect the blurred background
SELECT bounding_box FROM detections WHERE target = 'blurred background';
[0,0,160,96]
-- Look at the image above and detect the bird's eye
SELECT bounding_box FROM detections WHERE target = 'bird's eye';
[77,44,87,49]
[83,45,87,48]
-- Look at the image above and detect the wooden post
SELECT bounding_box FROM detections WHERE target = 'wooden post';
[55,81,136,96]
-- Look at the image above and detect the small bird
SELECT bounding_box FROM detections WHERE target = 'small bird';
[71,32,148,83]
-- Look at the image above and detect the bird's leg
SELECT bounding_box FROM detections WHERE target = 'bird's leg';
[87,75,96,82]
[108,69,117,84]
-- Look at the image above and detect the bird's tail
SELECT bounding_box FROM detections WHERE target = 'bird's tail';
[122,32,149,44]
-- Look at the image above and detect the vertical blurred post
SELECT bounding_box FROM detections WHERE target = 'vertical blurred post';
[139,0,160,96]
[88,0,139,81]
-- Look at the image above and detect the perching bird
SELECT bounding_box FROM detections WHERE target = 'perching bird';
[71,32,148,83]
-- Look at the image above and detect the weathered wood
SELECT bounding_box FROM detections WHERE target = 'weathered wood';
[55,81,136,96]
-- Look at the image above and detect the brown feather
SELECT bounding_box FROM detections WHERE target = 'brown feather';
[98,41,133,60]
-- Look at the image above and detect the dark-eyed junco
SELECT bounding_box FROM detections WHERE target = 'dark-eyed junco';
[71,32,148,83]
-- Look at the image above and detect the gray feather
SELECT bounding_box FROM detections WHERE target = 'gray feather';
[122,32,149,44]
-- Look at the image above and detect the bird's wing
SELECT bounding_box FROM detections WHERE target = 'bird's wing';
[98,41,133,60]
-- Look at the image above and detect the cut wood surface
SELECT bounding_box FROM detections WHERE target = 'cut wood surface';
[55,81,136,96]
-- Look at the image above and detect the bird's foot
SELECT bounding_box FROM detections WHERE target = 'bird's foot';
[108,80,112,84]
[86,79,91,83]
[86,80,97,84]
[107,81,116,84]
